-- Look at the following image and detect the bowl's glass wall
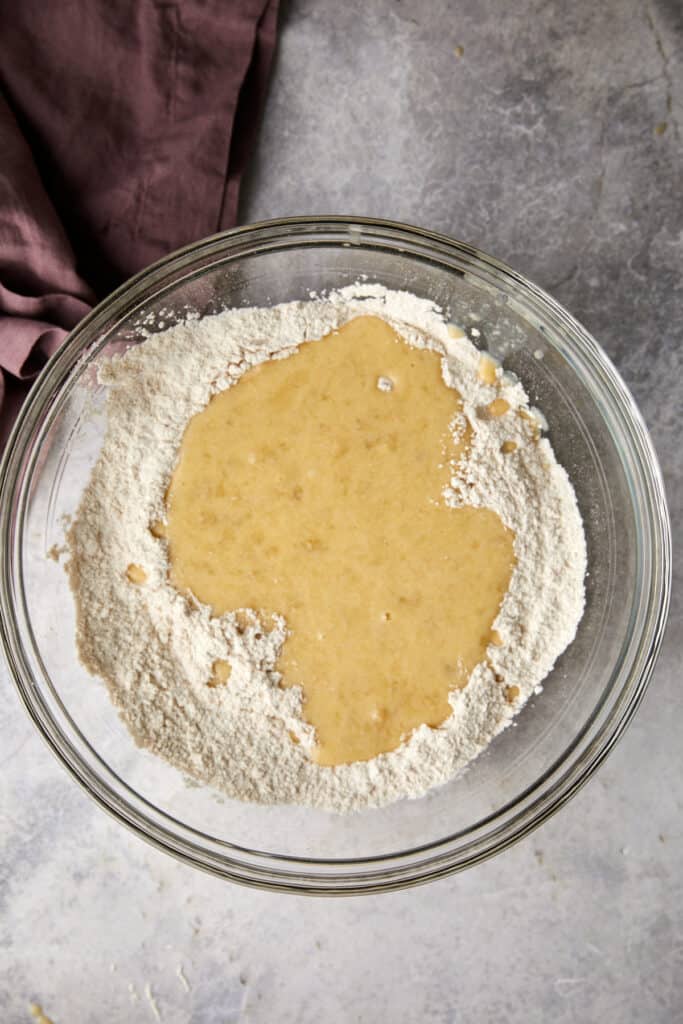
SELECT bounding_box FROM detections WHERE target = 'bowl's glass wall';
[2,221,668,892]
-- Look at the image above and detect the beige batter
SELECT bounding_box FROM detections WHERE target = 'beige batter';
[164,316,515,765]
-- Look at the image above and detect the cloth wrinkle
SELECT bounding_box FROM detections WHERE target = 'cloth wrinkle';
[0,0,280,445]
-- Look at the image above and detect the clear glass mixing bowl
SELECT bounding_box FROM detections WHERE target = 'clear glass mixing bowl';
[0,218,671,894]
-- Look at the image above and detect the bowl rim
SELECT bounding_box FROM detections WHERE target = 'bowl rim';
[0,215,672,895]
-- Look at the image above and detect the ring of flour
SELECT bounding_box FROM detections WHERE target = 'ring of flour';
[66,285,586,812]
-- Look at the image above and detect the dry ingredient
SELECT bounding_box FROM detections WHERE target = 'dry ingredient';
[66,285,586,812]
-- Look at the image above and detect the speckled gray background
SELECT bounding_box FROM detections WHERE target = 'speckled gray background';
[1,1,681,1021]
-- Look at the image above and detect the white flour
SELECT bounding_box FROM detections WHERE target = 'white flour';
[66,285,586,812]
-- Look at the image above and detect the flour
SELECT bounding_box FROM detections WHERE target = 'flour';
[66,285,586,813]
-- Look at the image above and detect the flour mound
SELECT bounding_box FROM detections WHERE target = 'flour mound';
[66,286,586,812]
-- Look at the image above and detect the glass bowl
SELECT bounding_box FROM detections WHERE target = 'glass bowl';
[0,217,671,895]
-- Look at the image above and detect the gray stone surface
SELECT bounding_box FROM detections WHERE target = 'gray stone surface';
[1,1,681,1021]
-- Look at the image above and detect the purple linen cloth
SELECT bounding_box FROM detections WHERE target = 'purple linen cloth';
[0,0,279,443]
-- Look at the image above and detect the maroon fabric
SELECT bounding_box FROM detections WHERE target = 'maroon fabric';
[0,0,279,443]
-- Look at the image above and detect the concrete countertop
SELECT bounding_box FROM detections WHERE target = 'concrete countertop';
[1,1,681,1021]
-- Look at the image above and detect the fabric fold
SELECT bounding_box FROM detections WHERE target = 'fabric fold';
[0,0,279,445]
